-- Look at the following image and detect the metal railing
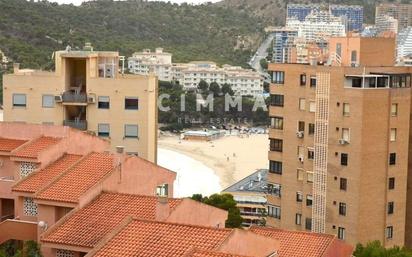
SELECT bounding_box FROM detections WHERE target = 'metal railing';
[63,120,87,131]
[62,91,87,103]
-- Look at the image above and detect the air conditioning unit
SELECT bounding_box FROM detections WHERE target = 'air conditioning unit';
[296,131,304,138]
[55,95,63,103]
[298,155,304,163]
[87,95,96,103]
[339,139,349,145]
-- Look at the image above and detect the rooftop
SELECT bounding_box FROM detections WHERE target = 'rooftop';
[223,169,268,193]
[0,138,28,153]
[11,136,61,160]
[187,249,251,257]
[249,226,353,257]
[35,152,115,203]
[42,192,183,248]
[12,154,82,193]
[87,219,233,257]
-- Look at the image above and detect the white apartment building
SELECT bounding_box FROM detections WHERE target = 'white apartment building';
[128,48,172,81]
[397,27,412,64]
[128,50,263,96]
[286,10,346,43]
[376,14,399,34]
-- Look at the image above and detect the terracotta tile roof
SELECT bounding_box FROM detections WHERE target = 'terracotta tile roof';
[35,152,115,203]
[249,226,336,257]
[11,136,61,159]
[187,249,251,257]
[12,154,82,193]
[42,193,183,248]
[89,219,233,257]
[0,138,28,152]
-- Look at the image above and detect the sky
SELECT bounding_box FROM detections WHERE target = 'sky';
[51,0,220,5]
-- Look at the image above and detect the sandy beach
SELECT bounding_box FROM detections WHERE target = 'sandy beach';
[158,133,268,189]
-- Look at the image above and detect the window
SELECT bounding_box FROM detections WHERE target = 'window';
[267,205,281,219]
[343,103,350,116]
[298,121,305,132]
[295,213,302,225]
[341,153,348,166]
[271,94,284,107]
[98,123,110,137]
[340,178,347,191]
[124,124,138,138]
[270,139,283,152]
[390,128,397,142]
[56,250,75,257]
[351,50,357,64]
[389,153,396,165]
[308,123,315,135]
[306,195,313,206]
[13,94,26,107]
[388,202,394,215]
[269,161,282,174]
[268,183,281,197]
[297,169,304,181]
[156,184,169,196]
[305,218,312,230]
[271,117,283,130]
[296,192,303,202]
[300,74,306,86]
[336,43,342,57]
[125,97,139,110]
[338,227,345,240]
[42,95,55,108]
[310,76,317,87]
[20,162,37,178]
[272,71,284,84]
[307,171,314,183]
[386,226,393,239]
[309,101,316,112]
[23,197,38,216]
[342,128,350,142]
[98,96,110,109]
[391,104,398,116]
[299,98,306,110]
[389,177,395,190]
[339,202,347,216]
[308,148,314,160]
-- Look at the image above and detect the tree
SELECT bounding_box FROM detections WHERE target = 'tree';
[354,241,412,257]
[21,240,42,257]
[191,193,243,228]
[197,80,209,95]
[221,83,234,96]
[209,82,221,97]
[259,58,268,70]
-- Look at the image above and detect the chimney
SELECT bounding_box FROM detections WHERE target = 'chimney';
[114,146,126,183]
[155,196,170,221]
[13,63,20,74]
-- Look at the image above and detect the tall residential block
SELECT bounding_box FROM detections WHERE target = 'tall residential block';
[2,44,158,162]
[375,3,412,34]
[397,27,412,64]
[271,28,298,63]
[267,36,412,247]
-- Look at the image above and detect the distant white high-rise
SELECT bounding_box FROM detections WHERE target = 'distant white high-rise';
[128,48,173,81]
[397,27,412,65]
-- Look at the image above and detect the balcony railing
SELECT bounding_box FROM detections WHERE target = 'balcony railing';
[64,120,87,131]
[62,91,87,103]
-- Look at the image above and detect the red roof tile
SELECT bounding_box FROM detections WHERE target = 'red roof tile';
[89,219,233,257]
[249,226,337,257]
[12,154,82,193]
[11,136,61,159]
[187,249,251,257]
[35,152,115,203]
[42,193,183,248]
[0,138,28,152]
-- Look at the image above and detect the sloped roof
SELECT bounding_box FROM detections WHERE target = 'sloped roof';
[0,138,28,152]
[11,136,61,159]
[41,192,183,248]
[35,152,115,203]
[12,154,82,193]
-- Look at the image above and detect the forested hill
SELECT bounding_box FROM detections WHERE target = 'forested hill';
[0,0,263,70]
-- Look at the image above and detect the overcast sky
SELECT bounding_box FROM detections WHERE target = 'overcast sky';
[51,0,220,5]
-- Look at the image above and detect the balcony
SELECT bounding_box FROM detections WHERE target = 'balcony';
[0,219,37,244]
[61,91,88,105]
[0,176,15,196]
[64,120,87,131]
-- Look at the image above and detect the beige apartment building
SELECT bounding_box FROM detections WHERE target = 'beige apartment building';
[267,36,412,248]
[2,44,158,162]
